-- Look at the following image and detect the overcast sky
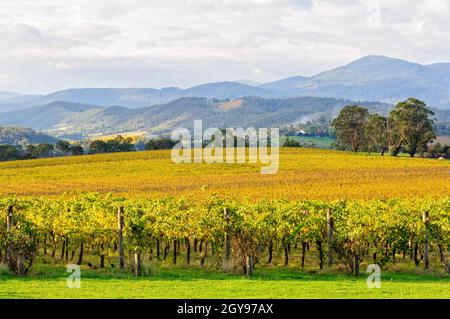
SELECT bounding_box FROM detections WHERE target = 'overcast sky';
[0,0,449,94]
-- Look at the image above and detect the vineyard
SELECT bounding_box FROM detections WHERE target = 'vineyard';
[0,148,449,299]
[0,148,449,200]
[1,194,449,277]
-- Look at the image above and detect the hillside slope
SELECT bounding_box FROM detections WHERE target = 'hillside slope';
[261,56,450,109]
[0,126,58,145]
[0,97,391,138]
[0,82,272,111]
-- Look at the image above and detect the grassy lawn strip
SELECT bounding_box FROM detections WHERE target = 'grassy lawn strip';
[1,266,448,299]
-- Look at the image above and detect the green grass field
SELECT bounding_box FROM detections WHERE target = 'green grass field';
[1,265,448,299]
[1,252,449,299]
[281,136,335,148]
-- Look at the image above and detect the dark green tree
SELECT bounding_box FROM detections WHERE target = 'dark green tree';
[332,105,369,152]
[89,136,135,153]
[89,140,108,153]
[26,143,54,158]
[36,144,54,157]
[56,140,71,155]
[365,114,389,155]
[70,144,84,155]
[389,98,436,157]
[282,138,302,148]
[146,137,177,150]
[0,145,22,161]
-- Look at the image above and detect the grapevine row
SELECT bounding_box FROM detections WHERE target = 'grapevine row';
[1,194,448,276]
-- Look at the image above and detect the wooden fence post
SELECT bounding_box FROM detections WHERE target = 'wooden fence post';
[246,255,254,277]
[117,206,125,269]
[6,206,14,271]
[326,209,333,267]
[423,211,430,270]
[17,254,25,276]
[134,249,141,276]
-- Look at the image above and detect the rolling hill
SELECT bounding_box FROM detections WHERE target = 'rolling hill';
[0,126,58,145]
[261,56,450,109]
[0,91,20,101]
[259,75,309,91]
[0,97,391,139]
[2,56,450,114]
[0,82,272,112]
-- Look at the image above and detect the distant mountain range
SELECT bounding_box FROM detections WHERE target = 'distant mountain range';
[0,91,20,100]
[0,82,272,113]
[260,56,450,109]
[1,55,450,113]
[0,97,392,139]
[1,55,450,140]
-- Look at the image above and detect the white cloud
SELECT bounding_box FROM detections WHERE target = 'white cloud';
[252,67,264,76]
[0,0,449,93]
[54,62,72,70]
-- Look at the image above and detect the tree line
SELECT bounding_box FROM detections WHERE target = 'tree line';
[1,98,448,161]
[332,98,445,157]
[0,135,179,162]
